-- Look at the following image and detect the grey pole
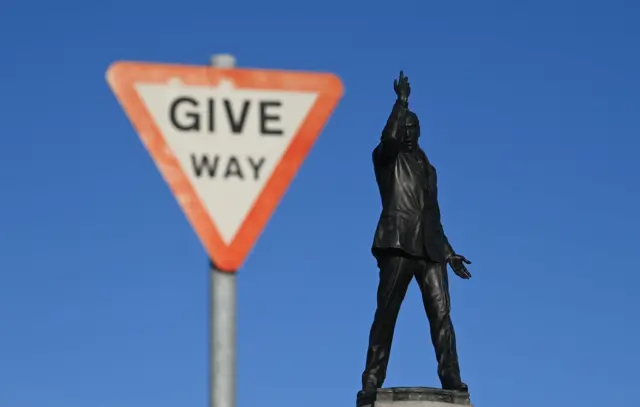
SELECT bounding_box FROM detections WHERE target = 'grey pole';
[209,53,238,407]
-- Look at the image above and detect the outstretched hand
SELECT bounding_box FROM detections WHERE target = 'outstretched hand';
[393,70,411,103]
[448,254,472,279]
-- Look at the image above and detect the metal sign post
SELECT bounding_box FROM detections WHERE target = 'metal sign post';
[209,54,238,407]
[209,260,236,407]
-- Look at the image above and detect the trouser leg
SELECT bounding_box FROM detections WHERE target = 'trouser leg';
[414,261,464,388]
[362,252,415,390]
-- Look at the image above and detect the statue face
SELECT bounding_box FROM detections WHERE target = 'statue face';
[405,112,420,144]
[406,124,419,141]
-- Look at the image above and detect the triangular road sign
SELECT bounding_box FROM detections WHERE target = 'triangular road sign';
[106,61,344,272]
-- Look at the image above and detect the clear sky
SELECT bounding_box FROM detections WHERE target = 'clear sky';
[1,1,639,407]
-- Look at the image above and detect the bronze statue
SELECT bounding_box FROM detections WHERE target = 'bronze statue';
[359,71,472,403]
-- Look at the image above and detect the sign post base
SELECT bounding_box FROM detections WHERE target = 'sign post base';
[356,387,473,407]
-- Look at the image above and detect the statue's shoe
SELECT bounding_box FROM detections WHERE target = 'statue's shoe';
[356,383,378,405]
[442,381,469,393]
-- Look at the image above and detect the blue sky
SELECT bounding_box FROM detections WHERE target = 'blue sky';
[1,1,639,407]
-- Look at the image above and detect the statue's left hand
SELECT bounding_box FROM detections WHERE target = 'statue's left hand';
[393,70,411,104]
[448,254,472,279]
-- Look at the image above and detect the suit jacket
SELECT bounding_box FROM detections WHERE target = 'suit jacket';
[371,99,455,264]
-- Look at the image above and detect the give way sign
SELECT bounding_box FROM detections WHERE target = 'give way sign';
[106,61,344,272]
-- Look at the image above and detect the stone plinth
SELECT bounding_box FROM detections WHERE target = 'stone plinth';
[357,387,472,407]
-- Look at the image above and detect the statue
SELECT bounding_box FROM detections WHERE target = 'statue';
[358,71,473,406]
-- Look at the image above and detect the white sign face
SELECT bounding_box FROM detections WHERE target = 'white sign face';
[107,61,344,270]
[135,79,318,244]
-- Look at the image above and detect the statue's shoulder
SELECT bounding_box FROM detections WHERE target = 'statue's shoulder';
[372,142,384,157]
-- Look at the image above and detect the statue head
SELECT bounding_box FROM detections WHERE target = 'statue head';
[403,110,420,150]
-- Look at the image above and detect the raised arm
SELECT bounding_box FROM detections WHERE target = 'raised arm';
[375,99,408,163]
[374,71,411,164]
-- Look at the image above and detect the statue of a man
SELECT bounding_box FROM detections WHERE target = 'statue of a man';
[360,71,472,400]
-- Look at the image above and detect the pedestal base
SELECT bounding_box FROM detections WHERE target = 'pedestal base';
[356,387,472,407]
